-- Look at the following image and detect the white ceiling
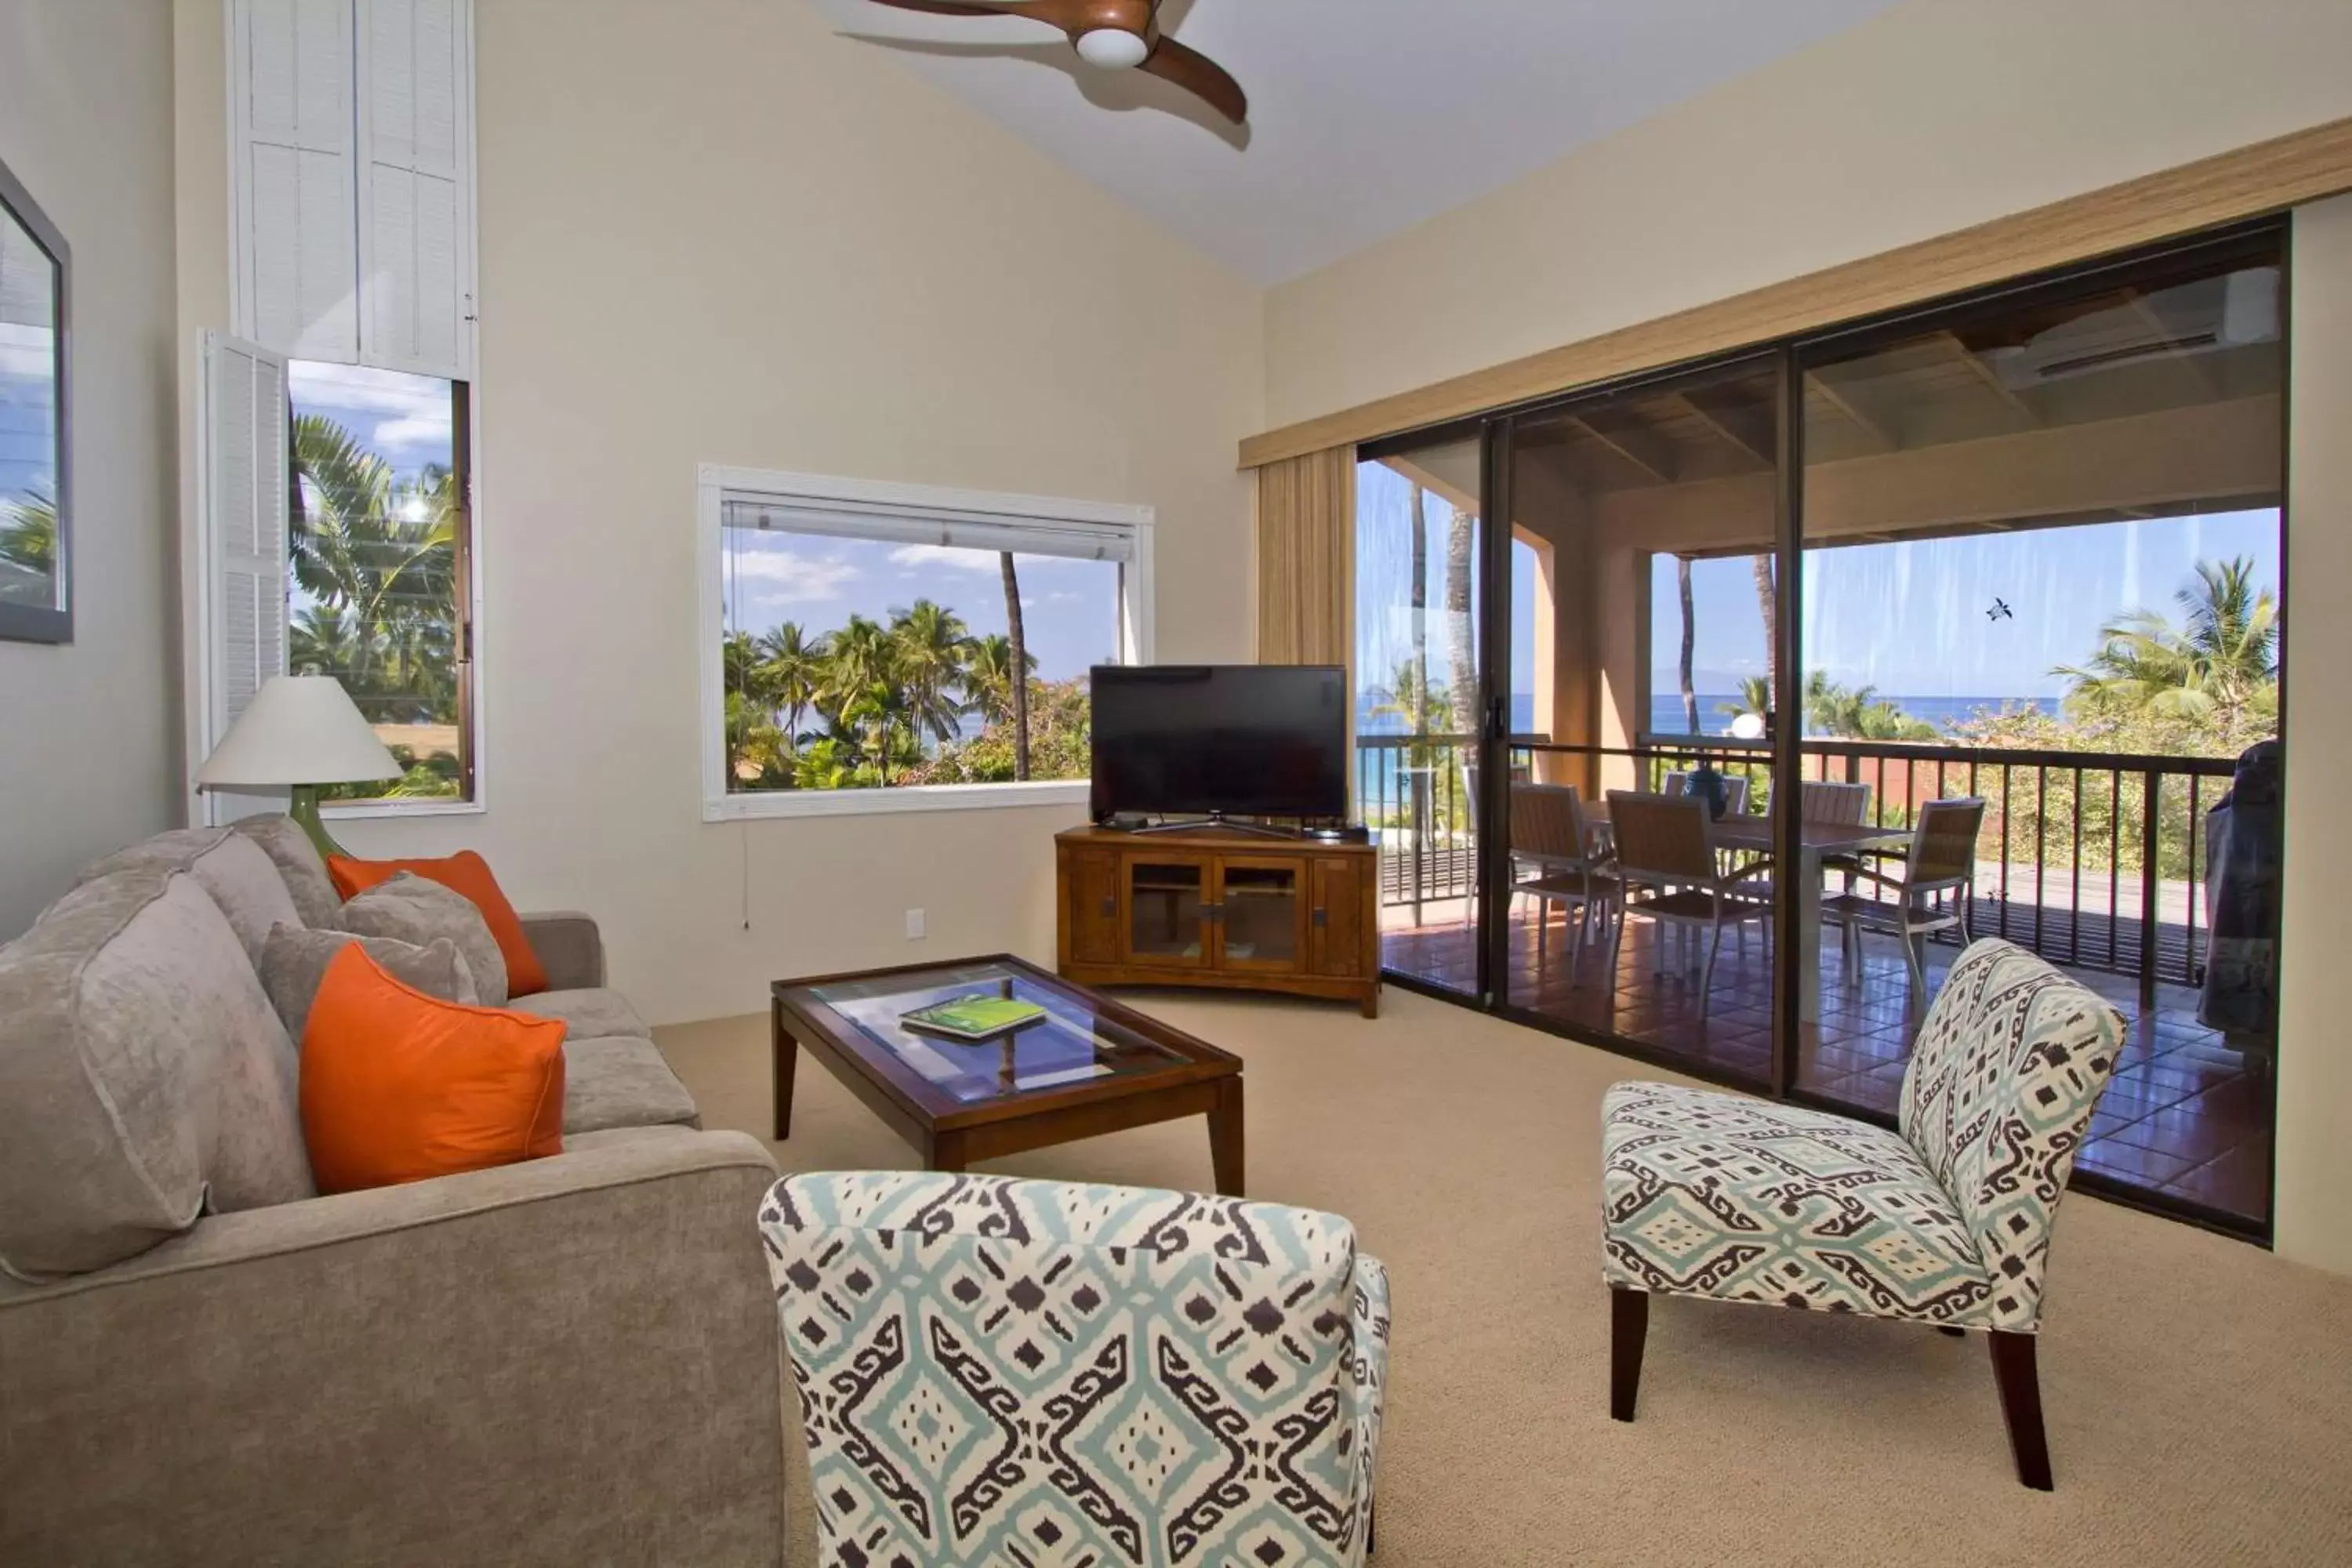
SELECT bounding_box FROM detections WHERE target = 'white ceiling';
[811,0,1906,284]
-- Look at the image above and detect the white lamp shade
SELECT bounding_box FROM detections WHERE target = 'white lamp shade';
[197,675,401,788]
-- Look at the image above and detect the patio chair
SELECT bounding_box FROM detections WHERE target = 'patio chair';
[1661,769,1751,817]
[1601,937,2126,1489]
[1604,790,1773,1019]
[760,1171,1389,1567]
[1823,797,1987,996]
[1510,782,1617,976]
[1801,779,1871,826]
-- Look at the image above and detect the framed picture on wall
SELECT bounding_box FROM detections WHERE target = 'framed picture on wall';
[0,150,71,644]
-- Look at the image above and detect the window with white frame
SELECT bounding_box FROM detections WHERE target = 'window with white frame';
[699,467,1153,818]
[192,0,480,822]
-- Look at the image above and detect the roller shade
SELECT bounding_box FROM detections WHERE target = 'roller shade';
[720,495,1136,564]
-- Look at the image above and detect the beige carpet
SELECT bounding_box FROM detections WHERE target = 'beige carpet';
[657,985,2352,1566]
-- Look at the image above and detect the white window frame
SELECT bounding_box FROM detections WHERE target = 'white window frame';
[697,463,1155,823]
[220,0,487,819]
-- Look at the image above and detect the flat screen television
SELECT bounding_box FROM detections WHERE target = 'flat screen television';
[1090,665,1348,822]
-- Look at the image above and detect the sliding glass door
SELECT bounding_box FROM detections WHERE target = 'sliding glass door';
[1347,221,2285,1240]
[1493,357,1786,1087]
[1355,425,1487,1000]
[1793,230,2285,1229]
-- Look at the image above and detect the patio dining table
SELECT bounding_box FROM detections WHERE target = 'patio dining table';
[1584,804,1913,1023]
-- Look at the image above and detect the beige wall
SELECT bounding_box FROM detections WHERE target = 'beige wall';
[0,1,181,937]
[1263,0,2352,430]
[2277,194,2352,1276]
[172,0,1262,1024]
[1271,0,2352,1270]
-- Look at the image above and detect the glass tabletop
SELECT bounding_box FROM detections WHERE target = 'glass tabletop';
[802,961,1192,1105]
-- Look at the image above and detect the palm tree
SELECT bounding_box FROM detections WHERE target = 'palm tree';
[1000,554,1031,780]
[754,622,826,747]
[1444,504,1476,738]
[1718,674,1773,724]
[889,599,974,746]
[1750,554,1777,693]
[792,735,857,791]
[1675,555,1697,731]
[2056,557,2278,721]
[1803,672,1937,740]
[0,486,57,575]
[288,416,459,717]
[1371,660,1451,767]
[963,633,1034,728]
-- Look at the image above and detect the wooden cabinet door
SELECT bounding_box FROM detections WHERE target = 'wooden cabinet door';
[1062,848,1120,967]
[1309,856,1370,978]
[1212,855,1308,975]
[1119,852,1218,968]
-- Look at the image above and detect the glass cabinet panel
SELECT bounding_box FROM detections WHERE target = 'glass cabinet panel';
[1128,861,1208,961]
[1221,862,1302,968]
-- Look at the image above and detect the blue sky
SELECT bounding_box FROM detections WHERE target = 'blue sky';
[1657,508,2281,697]
[1356,459,2282,704]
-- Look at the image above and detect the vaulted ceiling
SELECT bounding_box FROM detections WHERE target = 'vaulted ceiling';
[811,0,1906,283]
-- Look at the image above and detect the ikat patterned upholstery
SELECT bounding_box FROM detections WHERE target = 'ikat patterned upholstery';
[760,1171,1388,1568]
[1602,939,2124,1332]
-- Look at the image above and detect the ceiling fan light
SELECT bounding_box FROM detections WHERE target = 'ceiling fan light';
[1074,28,1149,69]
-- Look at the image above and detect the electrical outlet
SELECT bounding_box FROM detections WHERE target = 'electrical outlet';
[905,908,926,941]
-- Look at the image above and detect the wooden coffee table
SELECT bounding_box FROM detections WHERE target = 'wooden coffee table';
[769,954,1246,1196]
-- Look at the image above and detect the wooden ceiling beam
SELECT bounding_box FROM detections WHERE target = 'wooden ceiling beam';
[1674,390,1776,465]
[1937,331,2042,425]
[1804,369,1897,451]
[1563,412,1676,484]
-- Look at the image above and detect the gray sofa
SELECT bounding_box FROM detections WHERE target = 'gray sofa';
[0,818,786,1566]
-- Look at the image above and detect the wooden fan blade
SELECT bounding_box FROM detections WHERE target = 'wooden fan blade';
[861,0,1008,14]
[862,0,1096,23]
[1140,35,1247,124]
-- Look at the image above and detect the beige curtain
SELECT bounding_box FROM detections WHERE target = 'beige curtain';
[1254,448,1355,668]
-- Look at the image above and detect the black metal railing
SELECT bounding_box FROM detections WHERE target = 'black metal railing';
[1362,731,2239,1005]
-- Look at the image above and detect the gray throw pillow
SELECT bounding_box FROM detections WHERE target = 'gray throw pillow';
[259,924,479,1045]
[338,873,510,1006]
[78,828,304,968]
[230,815,345,930]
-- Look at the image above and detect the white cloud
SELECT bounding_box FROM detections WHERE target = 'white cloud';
[373,413,454,452]
[889,544,997,573]
[729,547,859,605]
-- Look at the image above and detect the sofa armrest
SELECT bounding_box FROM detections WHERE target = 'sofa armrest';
[521,909,605,990]
[1,1131,786,1567]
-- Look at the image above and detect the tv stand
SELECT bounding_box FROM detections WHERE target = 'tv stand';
[1055,826,1381,1017]
[1124,812,1302,840]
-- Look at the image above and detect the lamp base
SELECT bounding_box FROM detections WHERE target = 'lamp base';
[288,784,351,862]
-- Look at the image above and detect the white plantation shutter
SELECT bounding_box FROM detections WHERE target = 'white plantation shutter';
[356,0,474,378]
[233,0,361,361]
[198,332,293,826]
[230,0,476,378]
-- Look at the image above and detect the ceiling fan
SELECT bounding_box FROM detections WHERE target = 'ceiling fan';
[861,0,1247,125]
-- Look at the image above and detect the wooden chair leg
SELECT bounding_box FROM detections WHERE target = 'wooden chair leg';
[1989,1330,2053,1490]
[1610,1287,1649,1422]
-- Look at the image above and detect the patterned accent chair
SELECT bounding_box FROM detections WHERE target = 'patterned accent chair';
[760,1171,1389,1566]
[1599,938,2125,1489]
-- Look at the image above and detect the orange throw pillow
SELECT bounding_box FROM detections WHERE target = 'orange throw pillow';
[328,849,550,996]
[299,945,568,1194]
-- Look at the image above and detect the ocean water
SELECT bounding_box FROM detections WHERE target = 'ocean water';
[1352,691,2060,807]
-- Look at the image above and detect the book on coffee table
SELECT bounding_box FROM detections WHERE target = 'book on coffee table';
[899,994,1050,1043]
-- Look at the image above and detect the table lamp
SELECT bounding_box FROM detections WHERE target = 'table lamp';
[195,674,400,858]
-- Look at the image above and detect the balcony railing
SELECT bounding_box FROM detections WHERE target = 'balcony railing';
[1357,731,2241,1005]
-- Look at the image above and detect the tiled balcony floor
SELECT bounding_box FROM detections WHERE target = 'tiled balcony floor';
[1383,906,2272,1229]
